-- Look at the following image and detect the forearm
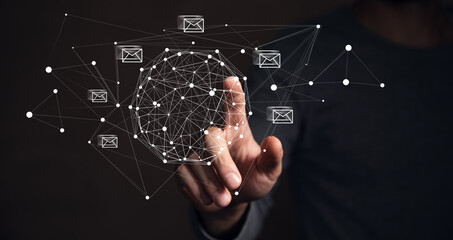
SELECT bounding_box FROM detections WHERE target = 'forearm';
[198,202,249,239]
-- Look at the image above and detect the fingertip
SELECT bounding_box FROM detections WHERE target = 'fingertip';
[224,172,242,190]
[259,136,283,178]
[262,136,283,158]
[214,189,232,207]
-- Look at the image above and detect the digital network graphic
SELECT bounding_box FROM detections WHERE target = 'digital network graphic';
[26,14,384,200]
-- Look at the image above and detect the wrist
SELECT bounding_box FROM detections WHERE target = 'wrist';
[199,202,249,238]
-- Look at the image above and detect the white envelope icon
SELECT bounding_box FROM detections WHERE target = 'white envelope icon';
[88,89,107,103]
[121,47,143,63]
[183,17,204,33]
[98,135,118,148]
[259,52,281,68]
[272,108,293,124]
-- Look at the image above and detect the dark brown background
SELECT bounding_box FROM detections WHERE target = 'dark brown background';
[2,0,452,239]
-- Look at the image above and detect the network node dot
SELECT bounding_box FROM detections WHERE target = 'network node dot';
[162,127,167,131]
[88,140,91,144]
[65,13,68,16]
[263,149,267,152]
[60,128,65,133]
[233,76,239,81]
[145,195,150,200]
[206,162,212,166]
[270,84,277,91]
[225,24,228,27]
[316,24,321,29]
[343,79,350,86]
[165,48,169,52]
[91,61,96,66]
[240,49,245,54]
[163,159,167,163]
[181,96,185,100]
[220,62,225,66]
[117,81,120,85]
[100,117,105,122]
[249,111,253,116]
[208,54,212,59]
[322,99,325,102]
[255,47,258,51]
[239,134,244,138]
[345,44,352,51]
[172,67,176,71]
[133,134,138,139]
[114,42,118,45]
[45,66,52,73]
[53,89,58,94]
[380,83,385,88]
[309,81,314,86]
[189,83,194,88]
[140,68,144,72]
[192,41,195,45]
[177,52,182,56]
[204,130,209,135]
[234,191,239,196]
[128,105,133,109]
[26,111,33,118]
[209,90,215,96]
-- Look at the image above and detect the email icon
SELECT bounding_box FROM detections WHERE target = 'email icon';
[118,46,143,63]
[266,106,293,124]
[87,89,108,103]
[256,50,281,68]
[97,135,118,148]
[178,15,204,33]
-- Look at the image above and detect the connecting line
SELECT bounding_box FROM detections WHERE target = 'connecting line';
[51,73,101,118]
[119,106,148,195]
[33,114,100,122]
[66,14,155,36]
[32,92,54,112]
[345,51,349,79]
[351,50,381,84]
[52,63,92,70]
[55,94,64,128]
[258,26,316,49]
[31,117,61,130]
[91,144,146,196]
[51,15,67,55]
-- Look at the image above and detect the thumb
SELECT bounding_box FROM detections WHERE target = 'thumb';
[257,136,283,181]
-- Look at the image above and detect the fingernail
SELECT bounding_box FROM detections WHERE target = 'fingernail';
[200,191,212,205]
[225,172,241,189]
[214,190,231,207]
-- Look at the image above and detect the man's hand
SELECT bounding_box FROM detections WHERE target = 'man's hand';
[175,76,283,237]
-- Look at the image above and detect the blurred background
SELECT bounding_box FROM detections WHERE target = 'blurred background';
[2,0,452,239]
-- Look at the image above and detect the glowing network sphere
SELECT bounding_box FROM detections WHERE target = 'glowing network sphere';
[130,49,250,165]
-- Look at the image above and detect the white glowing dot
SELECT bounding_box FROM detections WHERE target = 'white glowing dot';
[88,140,91,144]
[263,149,267,152]
[181,96,185,100]
[163,152,166,156]
[225,24,228,27]
[91,61,96,66]
[117,81,120,85]
[116,103,120,108]
[60,128,65,133]
[249,111,253,116]
[162,127,167,131]
[164,58,167,61]
[153,101,157,105]
[100,117,105,122]
[220,62,225,66]
[163,159,167,163]
[316,24,321,29]
[65,13,68,16]
[26,111,33,118]
[309,81,314,86]
[192,41,195,45]
[234,191,239,196]
[140,68,144,72]
[136,107,140,111]
[114,42,117,45]
[208,54,212,59]
[172,67,176,71]
[240,49,245,54]
[145,195,150,200]
[177,52,182,56]
[270,84,277,91]
[45,66,52,73]
[53,89,58,94]
[380,83,385,88]
[209,90,215,96]
[128,105,133,109]
[190,51,194,54]
[255,47,258,51]
[322,99,325,102]
[243,76,248,81]
[139,85,143,89]
[153,65,156,69]
[207,162,212,166]
[239,134,244,138]
[343,79,350,86]
[215,49,219,54]
[233,76,239,81]
[189,83,194,88]
[204,130,209,135]
[345,45,352,51]
[228,141,232,145]
[170,141,173,145]
[165,48,169,52]
[133,134,138,139]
